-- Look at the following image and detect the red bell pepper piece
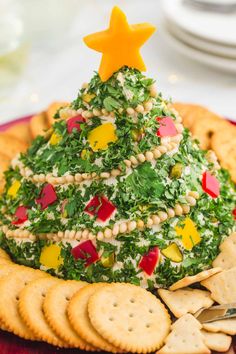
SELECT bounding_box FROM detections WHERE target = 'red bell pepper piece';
[36,183,57,210]
[202,171,220,198]
[67,115,85,134]
[12,206,28,225]
[84,196,116,222]
[233,208,236,220]
[156,117,177,137]
[139,246,160,276]
[71,240,99,266]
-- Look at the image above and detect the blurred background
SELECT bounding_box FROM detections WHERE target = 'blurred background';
[0,0,236,123]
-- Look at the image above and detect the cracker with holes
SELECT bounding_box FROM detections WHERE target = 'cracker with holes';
[0,268,47,340]
[201,329,232,352]
[201,267,236,304]
[203,318,236,335]
[157,314,210,354]
[213,232,236,270]
[18,277,68,347]
[43,280,95,350]
[169,267,222,291]
[87,283,171,353]
[68,283,120,353]
[158,288,213,318]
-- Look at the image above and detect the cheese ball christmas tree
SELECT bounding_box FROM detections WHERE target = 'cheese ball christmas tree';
[0,7,235,288]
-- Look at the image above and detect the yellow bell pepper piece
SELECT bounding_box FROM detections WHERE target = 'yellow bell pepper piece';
[7,180,21,198]
[88,123,117,151]
[161,243,183,263]
[83,93,95,103]
[175,217,201,250]
[39,244,63,269]
[49,132,62,145]
[83,6,156,81]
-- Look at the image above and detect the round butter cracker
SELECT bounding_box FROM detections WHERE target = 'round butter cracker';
[68,283,121,353]
[88,283,171,353]
[18,276,68,347]
[43,280,96,350]
[0,268,48,340]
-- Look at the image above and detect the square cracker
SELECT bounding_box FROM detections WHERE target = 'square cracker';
[203,318,236,336]
[158,288,213,318]
[213,232,236,270]
[201,267,236,304]
[201,329,232,352]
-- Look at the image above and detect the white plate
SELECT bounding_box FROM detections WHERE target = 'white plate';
[165,19,236,59]
[163,25,236,73]
[162,0,236,46]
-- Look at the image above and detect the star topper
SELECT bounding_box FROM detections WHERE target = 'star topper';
[83,6,156,82]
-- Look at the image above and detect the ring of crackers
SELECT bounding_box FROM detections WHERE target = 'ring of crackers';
[68,283,121,353]
[88,283,171,353]
[18,276,68,347]
[43,280,96,350]
[0,268,48,340]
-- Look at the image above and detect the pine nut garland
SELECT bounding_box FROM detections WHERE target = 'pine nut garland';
[11,130,183,186]
[0,190,199,242]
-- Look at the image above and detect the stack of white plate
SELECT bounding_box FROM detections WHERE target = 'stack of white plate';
[161,0,236,73]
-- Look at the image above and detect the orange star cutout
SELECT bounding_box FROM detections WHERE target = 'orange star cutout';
[83,6,156,81]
